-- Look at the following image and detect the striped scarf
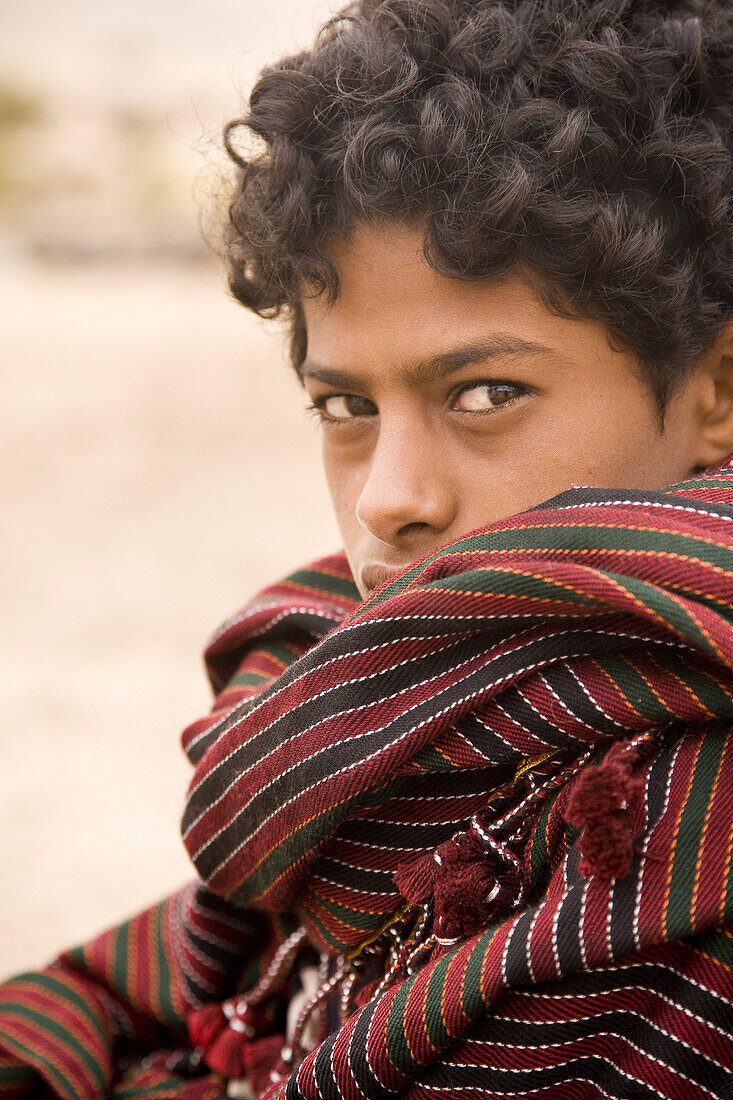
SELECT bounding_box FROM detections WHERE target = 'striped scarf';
[3,461,733,1098]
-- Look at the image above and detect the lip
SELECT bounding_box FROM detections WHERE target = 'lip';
[359,562,408,599]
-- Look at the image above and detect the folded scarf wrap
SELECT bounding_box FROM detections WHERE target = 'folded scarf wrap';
[4,462,733,1098]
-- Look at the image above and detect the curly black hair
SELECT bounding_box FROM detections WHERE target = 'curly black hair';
[224,0,733,405]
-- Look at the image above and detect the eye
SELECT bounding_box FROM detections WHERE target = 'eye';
[312,394,377,421]
[453,381,524,413]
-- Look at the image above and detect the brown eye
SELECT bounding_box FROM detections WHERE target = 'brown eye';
[319,394,376,420]
[453,383,522,412]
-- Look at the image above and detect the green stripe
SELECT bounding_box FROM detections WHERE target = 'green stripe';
[598,648,733,729]
[666,477,732,493]
[422,951,454,1051]
[458,522,733,579]
[229,670,273,688]
[113,920,129,998]
[528,789,560,891]
[10,973,108,1044]
[0,1027,72,1097]
[66,943,86,969]
[461,931,488,1022]
[385,972,421,1072]
[410,745,456,772]
[439,518,733,563]
[692,925,733,970]
[287,568,360,601]
[664,728,728,941]
[0,1003,107,1091]
[598,653,677,724]
[229,640,303,687]
[0,1061,37,1086]
[234,793,367,907]
[367,555,440,606]
[369,523,733,623]
[649,647,733,718]
[463,926,499,1019]
[302,904,388,953]
[303,893,388,940]
[116,1072,219,1098]
[427,567,598,607]
[359,776,405,809]
[603,571,726,656]
[259,641,304,666]
[152,904,179,1026]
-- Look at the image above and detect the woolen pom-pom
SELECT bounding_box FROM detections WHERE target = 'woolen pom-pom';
[393,849,438,904]
[433,833,500,939]
[188,1002,228,1052]
[207,1025,250,1077]
[577,813,636,879]
[242,1033,287,1097]
[564,742,644,880]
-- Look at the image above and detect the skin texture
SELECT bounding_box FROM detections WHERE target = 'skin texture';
[301,224,733,599]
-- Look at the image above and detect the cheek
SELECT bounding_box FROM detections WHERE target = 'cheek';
[560,398,661,479]
[322,441,363,540]
[522,388,685,496]
[451,387,668,520]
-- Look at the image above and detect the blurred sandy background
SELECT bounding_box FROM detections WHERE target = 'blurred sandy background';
[0,0,341,979]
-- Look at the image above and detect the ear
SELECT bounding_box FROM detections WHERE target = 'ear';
[688,319,733,470]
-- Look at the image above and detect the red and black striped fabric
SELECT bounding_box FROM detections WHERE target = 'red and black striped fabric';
[4,464,733,1097]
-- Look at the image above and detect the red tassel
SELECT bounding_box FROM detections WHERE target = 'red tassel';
[188,1001,227,1051]
[432,833,503,939]
[242,1032,286,1097]
[393,849,438,904]
[206,1023,249,1077]
[395,832,524,940]
[564,742,644,880]
[576,812,636,879]
[188,998,279,1078]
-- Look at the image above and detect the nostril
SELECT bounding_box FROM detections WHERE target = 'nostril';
[396,521,431,539]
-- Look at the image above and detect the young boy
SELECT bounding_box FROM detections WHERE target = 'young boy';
[2,0,733,1097]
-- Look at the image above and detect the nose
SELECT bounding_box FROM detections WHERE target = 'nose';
[355,414,457,548]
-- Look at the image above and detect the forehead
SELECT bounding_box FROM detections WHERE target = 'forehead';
[300,222,611,373]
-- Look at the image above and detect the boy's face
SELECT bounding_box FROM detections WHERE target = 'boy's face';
[300,224,709,599]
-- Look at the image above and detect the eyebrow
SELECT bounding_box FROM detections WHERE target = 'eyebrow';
[299,334,554,388]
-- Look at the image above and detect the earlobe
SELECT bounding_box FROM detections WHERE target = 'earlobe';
[690,321,733,469]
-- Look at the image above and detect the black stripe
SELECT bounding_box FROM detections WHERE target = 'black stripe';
[494,685,572,750]
[554,870,585,975]
[313,859,396,894]
[542,662,624,738]
[537,957,733,1028]
[183,926,246,970]
[453,713,526,765]
[336,819,462,848]
[608,864,644,961]
[502,907,536,987]
[189,629,659,879]
[527,484,733,522]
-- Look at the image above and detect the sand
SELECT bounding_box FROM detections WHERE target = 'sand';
[0,255,340,979]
